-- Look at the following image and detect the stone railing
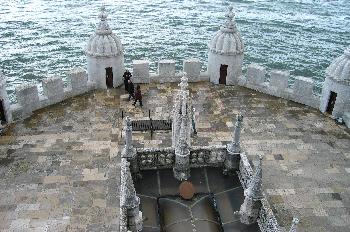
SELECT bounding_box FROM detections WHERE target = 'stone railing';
[136,145,227,170]
[136,147,175,170]
[11,67,96,121]
[237,153,282,232]
[239,63,320,109]
[189,145,227,168]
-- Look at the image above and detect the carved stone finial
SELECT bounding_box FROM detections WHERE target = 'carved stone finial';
[226,6,235,20]
[179,73,188,92]
[96,5,111,35]
[224,113,244,174]
[126,116,132,127]
[236,113,243,123]
[120,158,143,231]
[245,155,263,200]
[179,73,189,92]
[289,218,299,232]
[236,155,263,225]
[120,159,139,208]
[124,116,132,149]
[227,113,243,154]
[122,116,136,160]
[223,5,237,31]
[99,5,107,20]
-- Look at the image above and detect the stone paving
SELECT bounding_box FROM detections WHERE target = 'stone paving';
[0,82,349,232]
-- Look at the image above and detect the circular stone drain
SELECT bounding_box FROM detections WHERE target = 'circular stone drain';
[179,181,195,200]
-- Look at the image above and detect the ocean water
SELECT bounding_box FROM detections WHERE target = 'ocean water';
[0,0,349,102]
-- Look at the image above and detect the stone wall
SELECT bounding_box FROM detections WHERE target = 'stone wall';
[240,63,320,108]
[11,67,95,121]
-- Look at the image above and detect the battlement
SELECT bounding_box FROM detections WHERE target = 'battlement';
[11,68,94,120]
[6,60,325,122]
[132,58,209,84]
[240,63,320,108]
[131,59,320,109]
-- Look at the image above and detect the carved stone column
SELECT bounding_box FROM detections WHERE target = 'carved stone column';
[224,113,243,174]
[236,155,263,224]
[121,117,138,174]
[172,73,191,148]
[173,138,190,181]
[173,116,191,181]
[120,158,143,231]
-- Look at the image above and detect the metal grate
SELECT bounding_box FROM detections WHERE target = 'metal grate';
[131,120,172,131]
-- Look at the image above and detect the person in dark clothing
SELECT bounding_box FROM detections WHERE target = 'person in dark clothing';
[128,79,135,101]
[133,85,143,107]
[123,70,132,92]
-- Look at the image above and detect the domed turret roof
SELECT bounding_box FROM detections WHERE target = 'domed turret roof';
[86,6,123,57]
[208,6,244,56]
[326,46,350,83]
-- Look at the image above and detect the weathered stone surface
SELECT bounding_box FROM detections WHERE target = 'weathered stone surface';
[0,83,349,232]
[158,60,175,78]
[269,70,290,91]
[133,60,150,84]
[246,63,266,85]
[42,76,64,102]
[183,58,201,82]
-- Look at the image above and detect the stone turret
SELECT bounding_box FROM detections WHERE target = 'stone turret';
[0,71,12,123]
[224,113,243,174]
[289,218,299,232]
[208,6,244,85]
[236,155,263,224]
[120,158,142,232]
[320,46,350,124]
[86,6,125,88]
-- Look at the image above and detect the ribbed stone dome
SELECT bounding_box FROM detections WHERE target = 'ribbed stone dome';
[208,6,244,55]
[326,46,350,83]
[86,6,123,57]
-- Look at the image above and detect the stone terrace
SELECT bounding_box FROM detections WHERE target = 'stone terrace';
[0,82,349,232]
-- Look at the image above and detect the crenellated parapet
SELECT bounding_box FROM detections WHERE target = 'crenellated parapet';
[241,63,320,108]
[131,58,321,112]
[14,83,40,118]
[11,67,95,121]
[132,58,209,84]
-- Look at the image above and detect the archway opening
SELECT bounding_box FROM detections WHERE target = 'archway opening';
[106,67,113,88]
[219,65,228,85]
[326,91,337,114]
[0,99,6,124]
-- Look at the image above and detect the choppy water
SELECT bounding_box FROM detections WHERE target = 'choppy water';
[0,0,349,101]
